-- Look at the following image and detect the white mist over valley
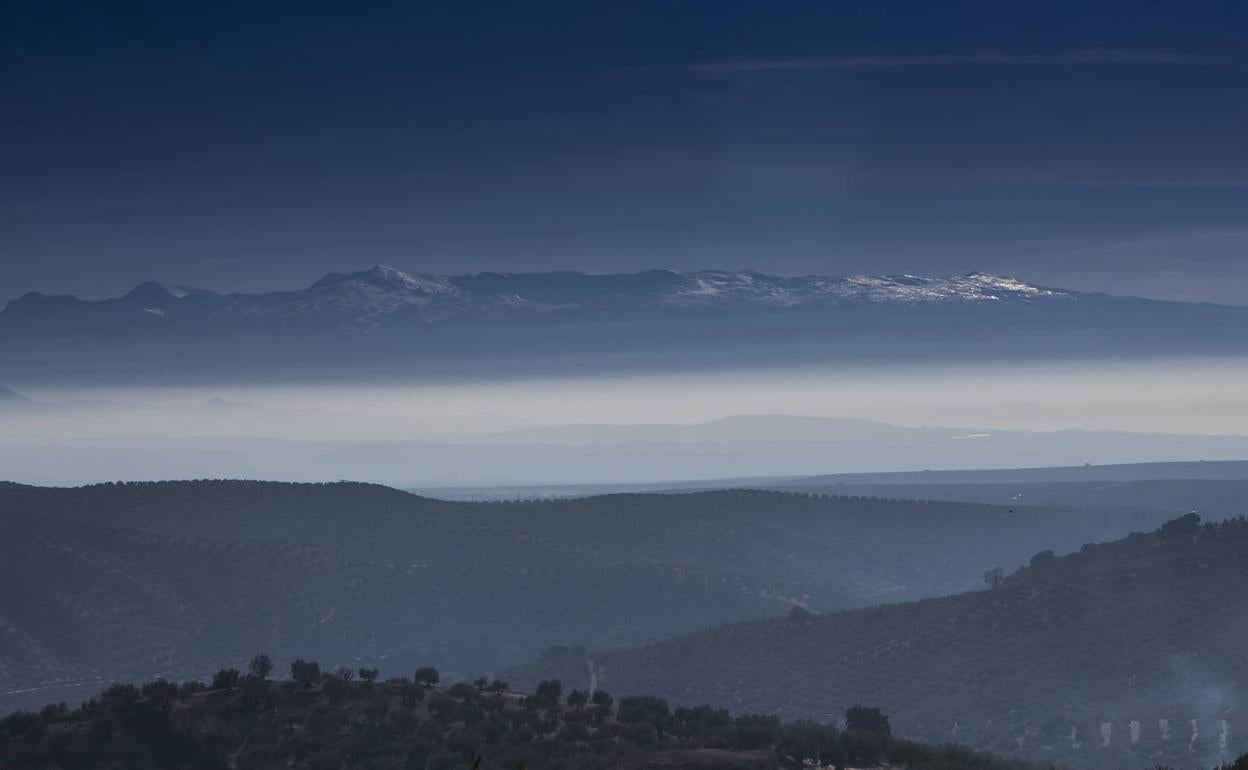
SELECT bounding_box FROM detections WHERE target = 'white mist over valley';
[6,357,1248,487]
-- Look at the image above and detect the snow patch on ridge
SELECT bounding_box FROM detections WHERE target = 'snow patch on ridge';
[2,267,1085,331]
[661,271,1075,307]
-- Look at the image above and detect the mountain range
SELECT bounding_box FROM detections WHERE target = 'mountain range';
[4,266,1246,383]
[0,267,1084,326]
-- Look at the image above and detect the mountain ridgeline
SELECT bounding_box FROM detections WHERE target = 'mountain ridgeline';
[0,480,1175,713]
[508,514,1248,769]
[3,266,1246,383]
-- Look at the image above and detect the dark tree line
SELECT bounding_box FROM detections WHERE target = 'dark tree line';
[0,656,1047,770]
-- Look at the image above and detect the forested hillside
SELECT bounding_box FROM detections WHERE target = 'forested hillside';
[509,515,1248,769]
[0,663,1046,770]
[0,480,1172,712]
[776,479,1248,517]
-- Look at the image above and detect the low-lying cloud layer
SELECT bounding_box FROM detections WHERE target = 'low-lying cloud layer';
[4,358,1248,487]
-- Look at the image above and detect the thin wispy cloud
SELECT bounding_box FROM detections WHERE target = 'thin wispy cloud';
[692,49,1207,74]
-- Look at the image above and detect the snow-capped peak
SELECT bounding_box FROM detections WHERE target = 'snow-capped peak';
[288,265,470,324]
[660,270,1073,307]
[122,281,207,303]
[362,265,445,290]
[0,268,1087,330]
[314,265,462,295]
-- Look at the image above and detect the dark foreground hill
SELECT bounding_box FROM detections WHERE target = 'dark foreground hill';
[0,665,1045,770]
[0,480,1174,712]
[508,515,1248,770]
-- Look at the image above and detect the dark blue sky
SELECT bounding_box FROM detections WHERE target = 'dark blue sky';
[4,0,1248,303]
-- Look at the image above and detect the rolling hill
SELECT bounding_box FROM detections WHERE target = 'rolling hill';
[417,460,1248,501]
[774,479,1248,518]
[0,480,1174,713]
[781,460,1248,485]
[508,514,1248,769]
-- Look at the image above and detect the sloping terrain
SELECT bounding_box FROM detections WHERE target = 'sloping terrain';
[0,480,1172,712]
[509,515,1248,769]
[0,670,1045,770]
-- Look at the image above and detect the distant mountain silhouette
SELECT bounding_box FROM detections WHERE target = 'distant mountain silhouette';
[0,385,30,405]
[1,267,1086,327]
[419,460,1248,507]
[3,267,1246,383]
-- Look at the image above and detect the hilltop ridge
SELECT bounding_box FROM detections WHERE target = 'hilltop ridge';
[0,480,1173,713]
[508,514,1248,769]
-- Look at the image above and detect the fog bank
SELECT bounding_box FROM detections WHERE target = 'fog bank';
[4,358,1248,487]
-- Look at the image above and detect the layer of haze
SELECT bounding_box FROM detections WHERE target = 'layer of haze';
[4,358,1248,488]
